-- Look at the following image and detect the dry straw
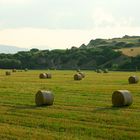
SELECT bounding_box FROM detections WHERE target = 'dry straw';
[24,68,28,72]
[5,71,11,76]
[128,76,139,84]
[78,72,85,78]
[35,90,54,106]
[112,90,133,107]
[46,73,52,79]
[74,73,82,80]
[39,73,47,79]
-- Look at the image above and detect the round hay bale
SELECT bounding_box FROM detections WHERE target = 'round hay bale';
[97,69,102,73]
[128,76,139,84]
[39,73,47,79]
[35,90,54,106]
[112,90,133,107]
[46,73,52,79]
[25,68,28,72]
[5,71,11,76]
[74,73,82,80]
[78,72,85,78]
[12,69,16,72]
[103,69,108,73]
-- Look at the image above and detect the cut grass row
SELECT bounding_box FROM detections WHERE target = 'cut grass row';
[0,70,140,139]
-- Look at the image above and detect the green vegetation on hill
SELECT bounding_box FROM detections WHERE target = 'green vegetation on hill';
[0,35,140,70]
[0,47,122,70]
[83,35,140,49]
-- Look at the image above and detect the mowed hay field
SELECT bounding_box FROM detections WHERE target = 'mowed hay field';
[0,70,140,140]
[119,47,140,57]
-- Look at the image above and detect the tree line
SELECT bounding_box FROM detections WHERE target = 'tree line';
[0,47,139,71]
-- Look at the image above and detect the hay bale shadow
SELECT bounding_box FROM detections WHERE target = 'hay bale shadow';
[92,106,129,113]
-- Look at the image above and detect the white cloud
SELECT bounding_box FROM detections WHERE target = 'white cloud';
[0,20,5,26]
[0,28,92,49]
[92,7,134,27]
[92,7,115,26]
[0,27,140,50]
[0,0,32,5]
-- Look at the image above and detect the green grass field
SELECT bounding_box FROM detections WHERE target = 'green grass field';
[0,70,140,140]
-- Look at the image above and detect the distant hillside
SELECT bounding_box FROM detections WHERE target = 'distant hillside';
[79,35,140,49]
[0,35,140,70]
[0,45,28,53]
[117,47,140,57]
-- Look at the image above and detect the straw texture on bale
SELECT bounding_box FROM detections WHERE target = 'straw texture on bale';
[25,68,28,72]
[112,90,133,107]
[5,71,11,76]
[35,90,54,106]
[46,73,52,79]
[78,72,85,78]
[128,76,139,84]
[39,73,47,79]
[74,73,82,80]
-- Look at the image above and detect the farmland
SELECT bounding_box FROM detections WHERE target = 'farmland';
[0,70,140,140]
[118,47,140,57]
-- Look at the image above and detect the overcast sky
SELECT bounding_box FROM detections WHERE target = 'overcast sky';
[0,0,140,49]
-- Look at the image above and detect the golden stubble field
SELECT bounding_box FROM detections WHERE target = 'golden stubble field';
[0,70,140,140]
[118,47,140,57]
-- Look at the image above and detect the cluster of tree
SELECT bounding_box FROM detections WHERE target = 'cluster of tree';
[119,56,140,71]
[0,47,123,70]
[0,35,140,70]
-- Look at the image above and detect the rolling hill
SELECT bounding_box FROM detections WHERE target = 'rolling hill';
[118,47,140,57]
[0,45,28,53]
[80,35,140,49]
[0,35,140,70]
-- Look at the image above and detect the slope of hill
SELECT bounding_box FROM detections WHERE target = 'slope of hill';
[80,35,140,49]
[118,47,140,57]
[0,35,140,70]
[0,45,28,53]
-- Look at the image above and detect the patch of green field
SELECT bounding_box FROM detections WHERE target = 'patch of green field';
[109,37,140,44]
[0,70,140,140]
